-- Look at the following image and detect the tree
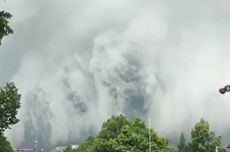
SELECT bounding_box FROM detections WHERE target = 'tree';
[93,138,114,152]
[0,6,18,152]
[97,114,129,140]
[177,132,187,152]
[0,132,13,152]
[0,82,21,132]
[94,115,130,152]
[74,115,176,152]
[188,119,223,152]
[62,146,73,152]
[0,11,13,45]
[74,137,96,152]
[112,118,174,152]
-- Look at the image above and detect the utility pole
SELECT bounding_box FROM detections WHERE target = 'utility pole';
[149,118,152,152]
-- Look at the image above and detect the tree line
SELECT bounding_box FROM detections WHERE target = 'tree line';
[62,115,226,152]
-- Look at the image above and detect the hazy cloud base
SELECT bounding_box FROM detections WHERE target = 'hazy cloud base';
[1,0,230,148]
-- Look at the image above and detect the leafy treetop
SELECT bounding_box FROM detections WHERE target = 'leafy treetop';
[74,115,175,152]
[0,82,21,132]
[0,11,13,45]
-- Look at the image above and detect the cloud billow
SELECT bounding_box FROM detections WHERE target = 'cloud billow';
[1,0,230,148]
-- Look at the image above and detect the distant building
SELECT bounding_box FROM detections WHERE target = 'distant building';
[14,140,44,152]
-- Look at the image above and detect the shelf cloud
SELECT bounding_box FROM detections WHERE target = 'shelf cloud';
[1,0,230,148]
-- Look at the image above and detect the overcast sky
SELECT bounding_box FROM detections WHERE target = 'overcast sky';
[2,0,230,149]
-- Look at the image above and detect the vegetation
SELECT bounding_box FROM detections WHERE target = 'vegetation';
[62,146,74,152]
[62,115,227,152]
[188,119,223,152]
[0,75,20,152]
[0,82,21,132]
[63,115,175,152]
[0,7,20,152]
[0,11,13,45]
[0,132,13,152]
[176,119,226,152]
[177,132,187,152]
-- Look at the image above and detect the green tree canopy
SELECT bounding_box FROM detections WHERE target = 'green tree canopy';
[112,118,173,152]
[188,119,223,152]
[73,137,95,152]
[0,132,13,152]
[73,115,175,152]
[98,114,129,140]
[62,146,73,152]
[0,7,18,152]
[0,11,13,45]
[177,132,187,152]
[0,82,21,132]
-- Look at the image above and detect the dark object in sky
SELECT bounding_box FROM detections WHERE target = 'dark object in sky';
[219,85,230,94]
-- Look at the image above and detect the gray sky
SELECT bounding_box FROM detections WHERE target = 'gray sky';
[2,0,230,148]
